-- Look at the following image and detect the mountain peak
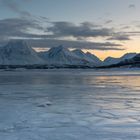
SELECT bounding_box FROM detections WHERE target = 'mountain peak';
[48,45,70,57]
[3,40,35,57]
[57,45,65,49]
[73,49,84,54]
[104,56,115,61]
[103,52,138,66]
[49,45,69,52]
[86,52,91,55]
[0,40,44,65]
[121,53,137,60]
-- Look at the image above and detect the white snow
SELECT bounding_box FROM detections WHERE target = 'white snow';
[103,53,137,66]
[0,40,45,65]
[72,49,102,66]
[39,45,101,66]
[0,69,140,140]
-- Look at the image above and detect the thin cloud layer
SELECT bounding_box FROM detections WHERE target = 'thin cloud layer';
[0,18,43,40]
[28,39,123,51]
[47,21,114,38]
[108,34,130,41]
[0,0,31,17]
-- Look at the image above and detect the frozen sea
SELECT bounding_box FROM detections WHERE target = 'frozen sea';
[0,69,140,140]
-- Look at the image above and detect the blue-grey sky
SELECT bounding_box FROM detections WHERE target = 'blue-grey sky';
[0,0,140,59]
[0,0,140,23]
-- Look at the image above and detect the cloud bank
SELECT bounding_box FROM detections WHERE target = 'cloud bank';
[0,17,126,50]
[47,22,114,38]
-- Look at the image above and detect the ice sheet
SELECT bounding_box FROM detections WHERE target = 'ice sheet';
[0,69,140,140]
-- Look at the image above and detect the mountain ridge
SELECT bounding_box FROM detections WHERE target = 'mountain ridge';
[0,40,139,68]
[38,45,101,66]
[103,53,137,66]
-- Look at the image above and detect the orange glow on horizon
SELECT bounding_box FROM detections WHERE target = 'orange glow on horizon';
[84,37,140,60]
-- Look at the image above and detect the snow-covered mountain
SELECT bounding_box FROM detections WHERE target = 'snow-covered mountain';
[0,40,138,68]
[103,53,137,66]
[72,49,102,66]
[105,53,140,68]
[122,53,140,63]
[39,45,97,66]
[103,57,120,66]
[0,40,44,65]
[0,41,101,67]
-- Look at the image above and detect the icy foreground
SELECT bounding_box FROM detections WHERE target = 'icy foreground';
[0,70,140,140]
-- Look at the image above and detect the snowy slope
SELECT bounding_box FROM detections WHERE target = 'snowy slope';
[39,45,92,66]
[121,53,137,60]
[103,57,120,65]
[0,40,44,65]
[103,53,137,66]
[86,52,102,64]
[121,53,140,64]
[72,49,102,65]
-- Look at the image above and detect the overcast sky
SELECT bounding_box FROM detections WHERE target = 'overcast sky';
[0,0,139,59]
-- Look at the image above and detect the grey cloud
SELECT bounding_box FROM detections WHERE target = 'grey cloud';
[0,18,124,51]
[80,22,100,28]
[121,26,131,30]
[0,18,44,40]
[0,0,31,17]
[47,21,114,38]
[27,39,123,51]
[105,20,113,24]
[108,34,131,41]
[129,4,135,9]
[124,31,140,36]
[47,21,134,42]
[128,31,140,34]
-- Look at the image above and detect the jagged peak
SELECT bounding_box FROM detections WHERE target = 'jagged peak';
[103,56,117,62]
[73,49,84,54]
[48,45,70,54]
[86,52,91,55]
[49,45,69,52]
[86,52,97,57]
